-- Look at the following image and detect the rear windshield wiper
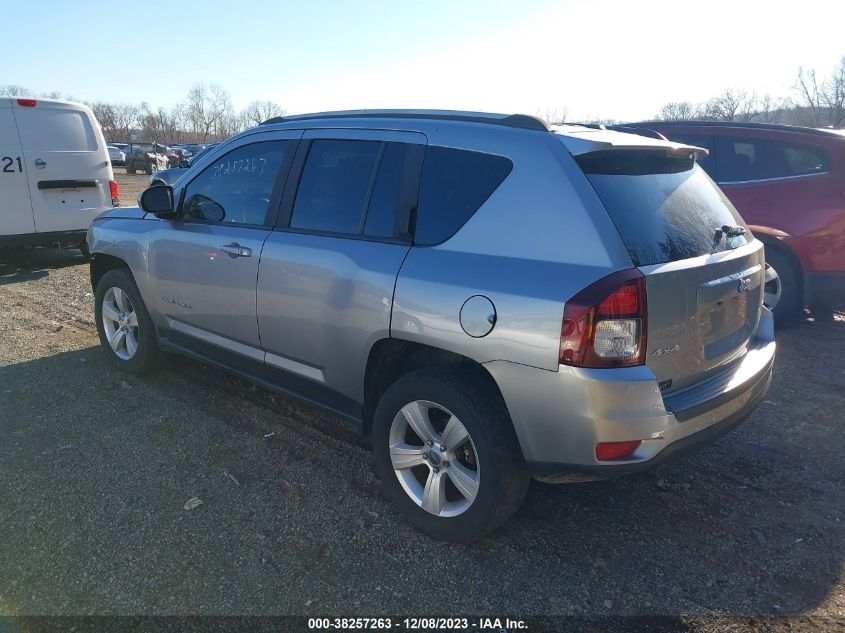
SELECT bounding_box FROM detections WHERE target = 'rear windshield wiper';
[713,224,746,250]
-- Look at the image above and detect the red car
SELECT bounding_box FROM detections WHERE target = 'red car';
[626,121,845,319]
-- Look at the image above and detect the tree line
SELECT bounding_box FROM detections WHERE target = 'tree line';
[538,55,845,128]
[3,54,843,141]
[0,82,284,144]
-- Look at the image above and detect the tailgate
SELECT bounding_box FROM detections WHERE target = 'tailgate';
[642,241,765,391]
[572,139,765,391]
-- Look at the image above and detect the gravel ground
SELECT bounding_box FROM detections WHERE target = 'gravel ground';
[114,169,152,205]
[0,249,843,628]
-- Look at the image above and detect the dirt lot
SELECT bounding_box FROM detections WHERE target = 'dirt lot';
[115,168,154,205]
[1,248,844,628]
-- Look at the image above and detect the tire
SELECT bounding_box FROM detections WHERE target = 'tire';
[372,367,529,542]
[144,163,154,175]
[127,164,136,175]
[765,246,802,321]
[79,242,91,260]
[94,268,161,374]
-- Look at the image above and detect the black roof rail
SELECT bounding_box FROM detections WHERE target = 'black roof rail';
[632,119,845,138]
[260,109,551,132]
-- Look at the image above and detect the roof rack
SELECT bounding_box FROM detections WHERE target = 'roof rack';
[632,119,844,138]
[260,109,551,132]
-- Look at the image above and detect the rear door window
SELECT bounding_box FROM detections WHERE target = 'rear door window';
[578,150,748,267]
[290,139,381,234]
[414,147,512,245]
[288,139,419,240]
[715,137,831,182]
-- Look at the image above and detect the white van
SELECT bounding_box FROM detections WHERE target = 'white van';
[0,97,118,253]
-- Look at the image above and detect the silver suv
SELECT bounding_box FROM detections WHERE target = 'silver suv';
[88,110,776,541]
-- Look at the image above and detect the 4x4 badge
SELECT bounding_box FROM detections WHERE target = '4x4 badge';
[651,344,680,357]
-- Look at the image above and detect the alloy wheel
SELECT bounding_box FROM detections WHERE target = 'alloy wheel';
[388,400,480,517]
[101,287,139,361]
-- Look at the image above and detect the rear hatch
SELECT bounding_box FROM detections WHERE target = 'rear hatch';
[574,143,764,393]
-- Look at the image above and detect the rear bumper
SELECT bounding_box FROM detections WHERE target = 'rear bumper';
[485,312,776,483]
[805,271,845,306]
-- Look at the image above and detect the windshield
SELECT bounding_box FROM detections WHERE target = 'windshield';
[578,150,749,267]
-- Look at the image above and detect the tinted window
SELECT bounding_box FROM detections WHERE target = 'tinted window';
[415,147,513,245]
[363,143,406,238]
[290,140,380,234]
[662,133,716,178]
[579,150,748,267]
[716,137,832,182]
[182,140,293,225]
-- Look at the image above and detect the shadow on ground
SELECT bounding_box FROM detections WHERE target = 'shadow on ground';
[0,249,87,286]
[0,315,843,618]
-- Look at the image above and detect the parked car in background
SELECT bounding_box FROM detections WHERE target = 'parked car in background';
[0,97,118,254]
[631,121,845,318]
[109,142,128,152]
[149,145,215,185]
[107,145,126,166]
[125,142,169,175]
[88,110,774,540]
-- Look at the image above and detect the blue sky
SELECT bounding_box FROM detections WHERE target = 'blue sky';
[2,0,844,120]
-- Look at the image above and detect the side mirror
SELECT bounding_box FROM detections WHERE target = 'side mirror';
[139,185,176,218]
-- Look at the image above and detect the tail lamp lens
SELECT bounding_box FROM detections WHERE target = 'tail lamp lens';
[109,179,119,207]
[560,269,647,368]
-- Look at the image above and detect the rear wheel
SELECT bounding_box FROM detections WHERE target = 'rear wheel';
[372,367,529,542]
[765,247,802,320]
[126,163,136,175]
[94,268,161,374]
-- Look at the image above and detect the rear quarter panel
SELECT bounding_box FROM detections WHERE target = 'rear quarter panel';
[392,129,632,372]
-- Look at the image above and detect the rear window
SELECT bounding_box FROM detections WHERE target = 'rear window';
[15,108,97,151]
[578,150,749,267]
[415,146,512,245]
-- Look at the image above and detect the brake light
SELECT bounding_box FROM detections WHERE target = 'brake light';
[559,268,647,368]
[16,98,37,107]
[596,440,642,461]
[109,179,120,207]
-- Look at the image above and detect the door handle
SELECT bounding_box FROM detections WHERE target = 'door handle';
[220,243,252,258]
[34,159,47,169]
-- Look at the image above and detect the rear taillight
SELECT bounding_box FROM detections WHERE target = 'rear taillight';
[109,179,120,207]
[559,269,647,368]
[16,98,37,107]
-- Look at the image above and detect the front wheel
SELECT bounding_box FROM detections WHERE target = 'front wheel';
[372,367,529,542]
[94,268,161,373]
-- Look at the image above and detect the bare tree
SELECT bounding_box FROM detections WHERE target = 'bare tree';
[186,83,234,142]
[0,84,32,96]
[112,103,140,141]
[535,106,570,125]
[88,102,118,138]
[655,101,699,121]
[819,55,845,127]
[244,100,286,126]
[795,66,824,126]
[700,88,747,121]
